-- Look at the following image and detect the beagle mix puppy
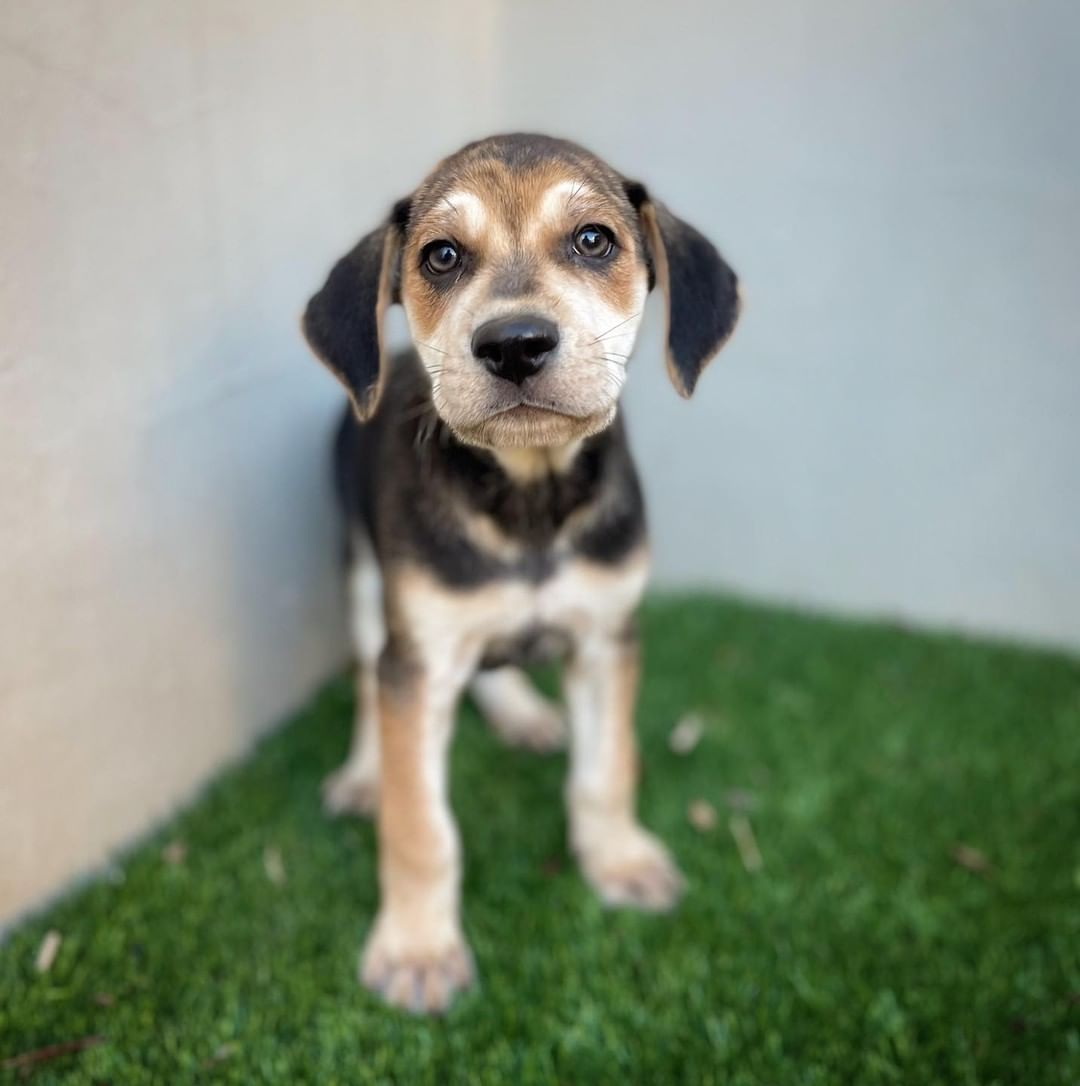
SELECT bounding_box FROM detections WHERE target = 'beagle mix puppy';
[303,133,740,1013]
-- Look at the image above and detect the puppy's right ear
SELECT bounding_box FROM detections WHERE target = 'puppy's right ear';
[302,198,410,420]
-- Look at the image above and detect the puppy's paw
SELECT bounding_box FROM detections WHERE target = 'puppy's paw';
[360,914,475,1015]
[321,766,377,818]
[471,670,566,753]
[491,702,566,753]
[579,826,685,912]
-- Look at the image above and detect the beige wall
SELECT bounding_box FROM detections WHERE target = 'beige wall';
[0,0,499,924]
[4,1,1079,923]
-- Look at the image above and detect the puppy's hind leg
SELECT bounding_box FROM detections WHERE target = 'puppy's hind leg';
[323,537,385,817]
[469,667,566,753]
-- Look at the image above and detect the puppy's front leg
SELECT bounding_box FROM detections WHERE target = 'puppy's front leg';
[360,640,474,1013]
[565,626,685,911]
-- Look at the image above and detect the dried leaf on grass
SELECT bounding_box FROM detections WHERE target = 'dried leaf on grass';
[950,843,993,875]
[2,1035,104,1071]
[202,1041,238,1068]
[669,713,705,755]
[162,840,187,866]
[263,845,286,886]
[34,929,62,974]
[729,814,764,872]
[687,799,718,832]
[724,788,758,813]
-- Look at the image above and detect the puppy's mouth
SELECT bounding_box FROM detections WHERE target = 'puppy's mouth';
[448,397,615,449]
[490,401,579,423]
[429,358,623,449]
[468,383,597,425]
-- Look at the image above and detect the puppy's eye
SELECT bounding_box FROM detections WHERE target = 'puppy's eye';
[572,224,614,259]
[422,240,461,275]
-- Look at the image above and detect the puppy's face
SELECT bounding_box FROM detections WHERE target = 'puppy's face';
[304,134,741,448]
[401,144,649,447]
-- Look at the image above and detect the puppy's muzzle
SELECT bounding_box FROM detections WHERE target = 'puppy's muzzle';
[471,314,559,385]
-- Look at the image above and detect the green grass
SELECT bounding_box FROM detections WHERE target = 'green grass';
[2,596,1079,1084]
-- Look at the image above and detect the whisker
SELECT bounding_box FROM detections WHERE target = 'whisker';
[590,312,641,344]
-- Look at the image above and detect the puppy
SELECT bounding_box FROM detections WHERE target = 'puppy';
[303,133,740,1013]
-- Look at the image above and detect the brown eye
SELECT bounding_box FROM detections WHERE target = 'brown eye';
[422,240,460,275]
[573,224,614,259]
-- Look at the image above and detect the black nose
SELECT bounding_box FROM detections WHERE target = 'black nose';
[471,315,559,384]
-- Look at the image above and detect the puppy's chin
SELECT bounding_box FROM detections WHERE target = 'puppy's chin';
[449,404,617,449]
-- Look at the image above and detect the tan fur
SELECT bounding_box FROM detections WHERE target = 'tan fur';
[490,439,584,483]
[458,509,524,563]
[361,668,473,1013]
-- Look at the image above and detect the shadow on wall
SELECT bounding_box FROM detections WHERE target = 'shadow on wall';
[138,305,351,748]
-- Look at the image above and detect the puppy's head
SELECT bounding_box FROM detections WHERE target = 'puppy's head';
[304,134,740,448]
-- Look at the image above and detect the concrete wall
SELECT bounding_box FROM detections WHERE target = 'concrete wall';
[2,0,1078,923]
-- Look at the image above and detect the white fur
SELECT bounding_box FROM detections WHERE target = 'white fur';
[322,535,384,814]
[440,190,493,240]
[469,667,565,750]
[527,179,599,244]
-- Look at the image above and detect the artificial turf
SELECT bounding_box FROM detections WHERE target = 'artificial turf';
[2,596,1078,1084]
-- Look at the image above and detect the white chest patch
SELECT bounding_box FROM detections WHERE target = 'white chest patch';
[397,549,649,685]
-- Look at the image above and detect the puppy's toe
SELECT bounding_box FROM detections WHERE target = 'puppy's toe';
[360,924,475,1015]
[581,827,685,913]
[321,767,377,818]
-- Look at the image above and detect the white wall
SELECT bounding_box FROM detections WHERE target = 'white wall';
[3,0,1078,923]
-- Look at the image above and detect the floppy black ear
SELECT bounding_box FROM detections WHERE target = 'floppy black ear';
[626,182,741,398]
[301,199,409,420]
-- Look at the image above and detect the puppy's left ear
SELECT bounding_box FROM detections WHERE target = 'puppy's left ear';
[626,181,741,398]
[302,198,411,420]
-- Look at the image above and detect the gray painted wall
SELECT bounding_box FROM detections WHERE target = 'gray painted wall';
[0,0,501,922]
[494,0,1080,647]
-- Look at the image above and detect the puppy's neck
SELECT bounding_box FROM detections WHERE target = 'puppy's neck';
[488,441,585,484]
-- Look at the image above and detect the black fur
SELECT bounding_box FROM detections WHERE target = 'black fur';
[333,354,646,591]
[622,181,656,290]
[652,203,739,397]
[303,224,395,418]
